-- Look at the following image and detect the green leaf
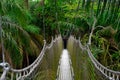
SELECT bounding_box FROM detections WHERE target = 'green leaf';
[24,25,40,34]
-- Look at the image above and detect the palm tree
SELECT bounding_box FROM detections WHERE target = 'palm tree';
[0,0,41,68]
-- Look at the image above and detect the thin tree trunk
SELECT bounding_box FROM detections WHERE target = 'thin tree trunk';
[77,0,81,11]
[24,0,29,9]
[82,0,85,8]
[39,0,44,6]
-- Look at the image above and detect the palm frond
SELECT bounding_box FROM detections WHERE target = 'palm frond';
[2,30,23,66]
[24,25,40,34]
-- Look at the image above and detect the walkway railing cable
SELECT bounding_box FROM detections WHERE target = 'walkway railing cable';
[78,23,120,80]
[10,40,46,80]
[85,25,120,79]
[69,35,120,80]
[85,20,120,80]
[86,44,120,80]
[0,35,61,80]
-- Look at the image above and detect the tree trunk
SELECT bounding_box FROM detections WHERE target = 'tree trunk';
[24,0,29,9]
[39,0,44,6]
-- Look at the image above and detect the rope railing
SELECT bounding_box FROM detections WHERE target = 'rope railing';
[46,37,54,49]
[69,35,120,80]
[68,35,96,80]
[33,35,63,80]
[86,44,120,80]
[46,35,61,49]
[0,35,61,80]
[86,24,120,80]
[10,40,47,80]
[47,35,62,80]
[77,36,120,80]
[0,62,10,80]
[2,33,120,80]
[46,35,60,49]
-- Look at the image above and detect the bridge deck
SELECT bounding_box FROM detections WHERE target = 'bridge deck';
[57,49,73,80]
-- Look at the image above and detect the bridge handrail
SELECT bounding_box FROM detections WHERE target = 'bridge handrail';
[46,37,54,49]
[69,35,120,79]
[0,40,47,80]
[10,40,46,73]
[78,37,120,79]
[87,45,120,74]
[46,35,61,50]
[8,36,61,79]
[10,36,61,72]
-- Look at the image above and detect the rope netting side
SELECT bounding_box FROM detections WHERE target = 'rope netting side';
[86,44,120,80]
[10,40,47,80]
[33,35,63,80]
[67,36,98,80]
[86,24,120,80]
[67,36,75,80]
[0,35,63,80]
[78,34,120,80]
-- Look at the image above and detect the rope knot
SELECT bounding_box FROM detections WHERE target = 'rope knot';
[0,62,10,71]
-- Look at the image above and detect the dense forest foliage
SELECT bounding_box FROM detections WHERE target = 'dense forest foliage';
[0,0,120,72]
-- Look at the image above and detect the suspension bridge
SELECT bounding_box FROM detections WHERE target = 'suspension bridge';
[0,33,120,80]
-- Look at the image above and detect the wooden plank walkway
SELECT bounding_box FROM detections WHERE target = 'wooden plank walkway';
[57,49,74,80]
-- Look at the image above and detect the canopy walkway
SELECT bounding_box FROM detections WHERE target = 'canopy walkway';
[0,35,120,80]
